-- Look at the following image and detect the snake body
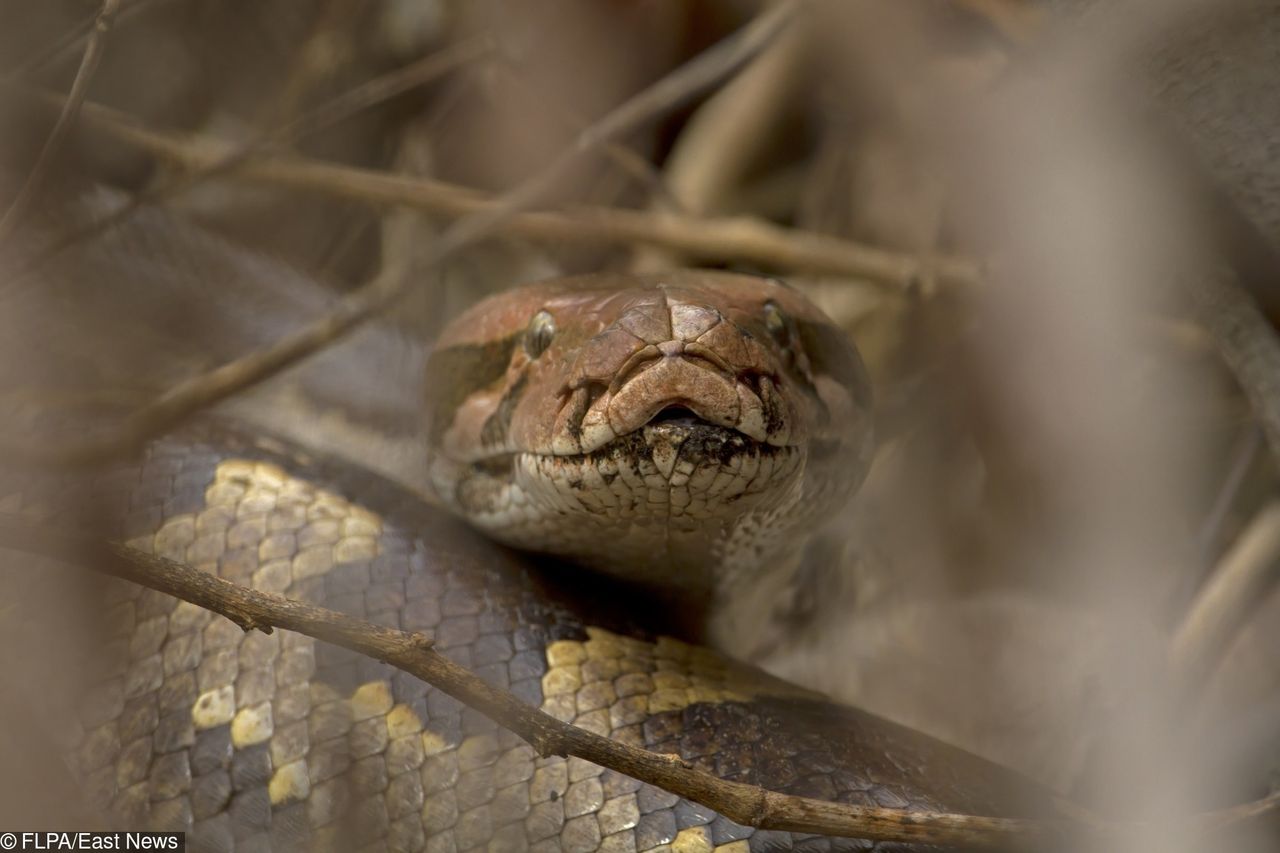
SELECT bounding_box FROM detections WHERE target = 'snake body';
[3,423,1054,852]
[0,205,1062,852]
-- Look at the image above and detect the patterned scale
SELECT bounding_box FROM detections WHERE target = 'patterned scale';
[0,426,1054,852]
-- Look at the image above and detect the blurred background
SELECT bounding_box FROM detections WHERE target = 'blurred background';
[0,0,1278,849]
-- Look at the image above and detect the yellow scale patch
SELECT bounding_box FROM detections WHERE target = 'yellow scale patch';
[135,458,798,851]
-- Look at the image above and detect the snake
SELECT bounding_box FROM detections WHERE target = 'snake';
[0,214,1066,851]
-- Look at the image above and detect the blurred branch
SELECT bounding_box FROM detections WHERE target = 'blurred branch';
[16,35,494,279]
[1171,501,1280,697]
[7,0,169,78]
[1196,426,1261,565]
[1172,269,1280,696]
[489,61,688,214]
[2,516,1278,846]
[18,90,977,290]
[0,0,823,467]
[633,16,805,270]
[0,0,120,245]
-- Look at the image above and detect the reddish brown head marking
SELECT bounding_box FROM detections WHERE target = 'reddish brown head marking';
[424,271,873,594]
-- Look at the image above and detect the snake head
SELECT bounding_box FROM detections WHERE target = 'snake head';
[424,271,873,592]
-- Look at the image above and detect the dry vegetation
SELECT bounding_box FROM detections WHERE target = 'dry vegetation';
[0,0,1278,849]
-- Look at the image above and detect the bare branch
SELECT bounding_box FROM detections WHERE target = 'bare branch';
[0,0,120,244]
[1167,269,1280,696]
[13,35,493,282]
[1171,501,1280,696]
[0,0,809,467]
[15,90,976,292]
[1,516,1275,846]
[8,0,172,78]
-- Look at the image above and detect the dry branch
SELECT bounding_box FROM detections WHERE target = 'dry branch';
[46,96,972,289]
[16,35,492,278]
[0,0,805,467]
[1174,268,1280,694]
[1171,501,1280,696]
[1,516,1276,847]
[0,0,120,244]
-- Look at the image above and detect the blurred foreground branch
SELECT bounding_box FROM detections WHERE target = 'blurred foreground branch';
[1172,501,1280,698]
[0,0,120,244]
[1173,269,1280,695]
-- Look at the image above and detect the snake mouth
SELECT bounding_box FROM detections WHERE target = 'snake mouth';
[552,360,792,457]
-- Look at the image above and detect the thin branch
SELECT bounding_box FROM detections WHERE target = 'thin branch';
[7,0,173,78]
[0,0,121,244]
[12,35,493,284]
[1170,500,1280,697]
[0,0,807,467]
[489,61,689,214]
[632,20,806,270]
[13,89,976,292]
[2,516,1276,846]
[1169,269,1280,696]
[1196,425,1262,563]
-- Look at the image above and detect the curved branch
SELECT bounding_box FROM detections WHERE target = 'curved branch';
[1,516,1276,847]
[1171,501,1280,697]
[1175,269,1280,695]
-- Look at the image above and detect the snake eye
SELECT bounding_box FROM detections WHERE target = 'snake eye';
[762,300,791,346]
[524,309,556,359]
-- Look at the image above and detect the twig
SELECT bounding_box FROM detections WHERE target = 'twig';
[489,61,688,214]
[633,20,806,270]
[10,36,493,286]
[1170,501,1280,697]
[0,0,806,467]
[16,91,976,291]
[1196,425,1262,563]
[7,0,173,78]
[1171,269,1280,695]
[0,0,121,244]
[2,516,1276,846]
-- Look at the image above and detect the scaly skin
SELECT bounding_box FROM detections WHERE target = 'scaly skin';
[423,271,874,601]
[0,424,1060,852]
